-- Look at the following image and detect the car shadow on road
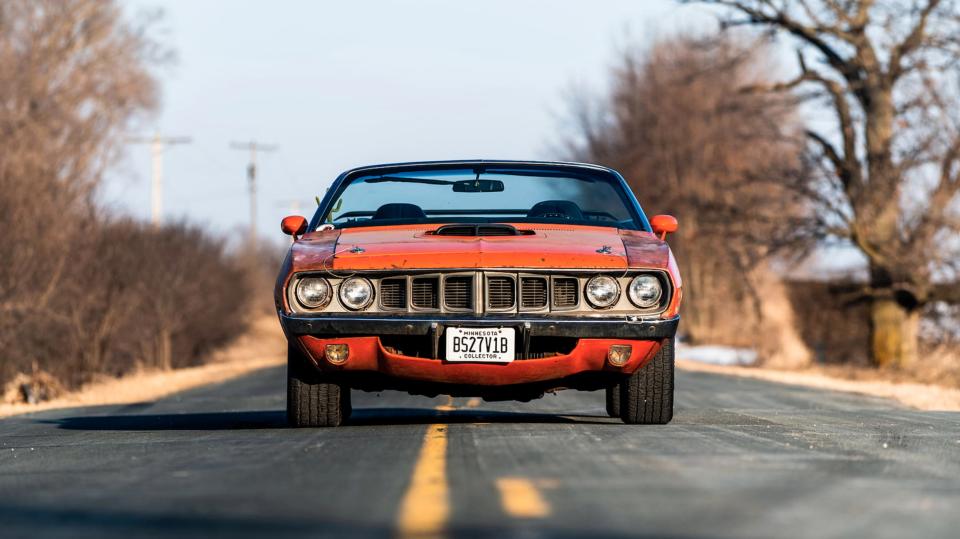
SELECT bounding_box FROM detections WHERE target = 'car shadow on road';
[43,408,616,431]
[42,411,288,431]
[348,407,616,426]
[0,500,671,539]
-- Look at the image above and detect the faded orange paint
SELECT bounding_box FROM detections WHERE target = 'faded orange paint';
[282,222,683,318]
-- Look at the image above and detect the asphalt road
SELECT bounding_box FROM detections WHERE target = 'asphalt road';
[1,365,959,539]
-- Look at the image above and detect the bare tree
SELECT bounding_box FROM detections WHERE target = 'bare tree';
[0,0,160,319]
[0,2,256,398]
[686,0,960,368]
[560,34,810,360]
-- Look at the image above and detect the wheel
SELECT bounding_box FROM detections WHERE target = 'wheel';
[605,385,621,418]
[287,343,351,427]
[619,337,674,425]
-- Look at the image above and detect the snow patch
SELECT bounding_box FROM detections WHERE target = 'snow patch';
[677,343,758,366]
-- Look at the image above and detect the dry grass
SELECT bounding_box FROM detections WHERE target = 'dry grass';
[0,316,285,418]
[678,358,960,411]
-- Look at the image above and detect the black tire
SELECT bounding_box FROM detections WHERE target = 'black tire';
[605,385,621,418]
[619,337,674,425]
[287,344,351,427]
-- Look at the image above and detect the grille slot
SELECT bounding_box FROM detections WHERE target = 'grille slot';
[552,278,579,308]
[443,276,473,310]
[487,276,516,310]
[520,277,548,309]
[411,277,439,309]
[380,278,407,309]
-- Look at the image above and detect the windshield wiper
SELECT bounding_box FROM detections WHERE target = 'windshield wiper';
[365,176,455,186]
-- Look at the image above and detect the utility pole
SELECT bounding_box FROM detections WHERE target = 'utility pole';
[127,133,191,227]
[230,140,278,252]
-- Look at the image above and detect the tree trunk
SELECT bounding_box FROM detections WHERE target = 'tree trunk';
[869,296,919,369]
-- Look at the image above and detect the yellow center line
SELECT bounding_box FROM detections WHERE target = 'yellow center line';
[396,398,453,539]
[495,477,552,519]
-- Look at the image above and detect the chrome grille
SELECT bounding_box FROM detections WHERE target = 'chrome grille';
[487,276,516,309]
[520,277,548,309]
[443,276,473,310]
[411,277,439,309]
[552,278,579,308]
[380,278,406,309]
[293,270,668,314]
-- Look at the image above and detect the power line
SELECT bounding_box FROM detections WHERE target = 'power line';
[127,133,192,227]
[230,140,278,251]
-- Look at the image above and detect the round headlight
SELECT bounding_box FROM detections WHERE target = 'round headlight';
[585,275,620,308]
[339,277,374,310]
[628,275,663,308]
[295,277,332,309]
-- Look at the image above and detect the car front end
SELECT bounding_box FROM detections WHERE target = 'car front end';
[276,160,682,426]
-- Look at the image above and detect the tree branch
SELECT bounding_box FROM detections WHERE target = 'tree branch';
[912,136,960,245]
[702,0,864,86]
[744,48,862,194]
[931,282,960,304]
[806,129,846,177]
[889,0,943,80]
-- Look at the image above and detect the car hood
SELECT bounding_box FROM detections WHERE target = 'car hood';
[290,224,670,272]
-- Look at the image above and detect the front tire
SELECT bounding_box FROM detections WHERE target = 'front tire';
[619,337,674,425]
[287,343,351,427]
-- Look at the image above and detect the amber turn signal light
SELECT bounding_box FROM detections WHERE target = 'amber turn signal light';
[607,345,632,367]
[325,344,349,365]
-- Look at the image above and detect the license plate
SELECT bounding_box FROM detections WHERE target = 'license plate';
[445,327,515,363]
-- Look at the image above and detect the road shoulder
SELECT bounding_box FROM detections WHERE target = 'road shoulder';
[677,358,960,411]
[0,316,285,419]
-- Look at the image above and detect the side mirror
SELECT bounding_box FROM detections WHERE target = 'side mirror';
[281,215,308,239]
[650,214,678,240]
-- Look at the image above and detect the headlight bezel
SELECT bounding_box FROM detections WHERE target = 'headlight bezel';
[338,276,375,311]
[584,275,621,309]
[627,274,663,309]
[294,277,333,310]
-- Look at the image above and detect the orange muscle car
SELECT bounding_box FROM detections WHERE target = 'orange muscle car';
[276,161,681,426]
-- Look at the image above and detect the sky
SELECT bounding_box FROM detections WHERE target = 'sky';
[104,0,719,245]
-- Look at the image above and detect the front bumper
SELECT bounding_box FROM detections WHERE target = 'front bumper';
[279,313,679,340]
[278,313,679,387]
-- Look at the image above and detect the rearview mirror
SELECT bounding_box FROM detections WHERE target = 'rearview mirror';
[452,179,504,193]
[281,215,308,239]
[650,214,678,240]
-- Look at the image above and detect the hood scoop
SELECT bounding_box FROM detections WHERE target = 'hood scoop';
[427,224,534,237]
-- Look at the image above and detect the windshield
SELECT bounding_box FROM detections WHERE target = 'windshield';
[320,167,643,230]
